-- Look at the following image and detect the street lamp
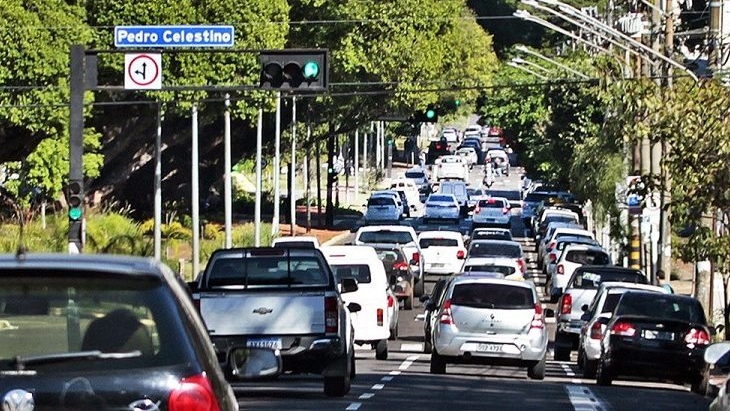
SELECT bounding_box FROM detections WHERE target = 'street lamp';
[507,61,549,80]
[535,0,698,81]
[514,49,591,79]
[511,57,551,72]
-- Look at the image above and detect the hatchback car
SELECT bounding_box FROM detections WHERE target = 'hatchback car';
[430,277,549,379]
[466,239,526,276]
[364,195,401,222]
[597,291,711,392]
[423,194,461,224]
[548,244,611,301]
[470,227,513,242]
[418,230,467,276]
[0,253,238,411]
[472,197,512,229]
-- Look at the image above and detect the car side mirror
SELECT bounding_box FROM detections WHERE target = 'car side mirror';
[581,304,589,312]
[340,277,358,294]
[347,302,362,313]
[229,347,282,380]
[410,259,419,266]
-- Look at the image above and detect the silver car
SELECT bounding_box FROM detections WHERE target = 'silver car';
[364,195,401,222]
[472,197,511,228]
[430,277,550,379]
[423,194,460,224]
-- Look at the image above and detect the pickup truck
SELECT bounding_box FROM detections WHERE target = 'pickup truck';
[189,247,360,397]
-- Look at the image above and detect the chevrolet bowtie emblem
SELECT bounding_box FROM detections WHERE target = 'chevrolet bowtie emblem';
[253,307,273,314]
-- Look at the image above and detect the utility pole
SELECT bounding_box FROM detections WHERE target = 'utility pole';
[290,96,297,236]
[272,91,281,236]
[326,123,335,228]
[710,0,722,70]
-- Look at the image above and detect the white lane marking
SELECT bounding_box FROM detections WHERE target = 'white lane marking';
[400,343,423,352]
[346,403,362,411]
[371,384,385,390]
[565,385,607,411]
[399,355,421,370]
[359,393,374,400]
[561,364,576,377]
[381,376,394,382]
[347,355,418,410]
[389,370,401,376]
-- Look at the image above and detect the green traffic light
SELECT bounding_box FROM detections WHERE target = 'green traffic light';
[303,61,320,79]
[426,109,436,119]
[454,99,461,106]
[69,207,82,221]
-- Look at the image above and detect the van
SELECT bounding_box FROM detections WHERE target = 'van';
[438,181,469,215]
[321,245,398,360]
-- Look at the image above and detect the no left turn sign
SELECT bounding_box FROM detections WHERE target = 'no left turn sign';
[124,53,162,90]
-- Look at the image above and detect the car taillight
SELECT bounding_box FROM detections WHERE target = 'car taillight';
[387,295,395,308]
[439,299,454,325]
[411,252,420,264]
[168,373,221,411]
[611,321,636,337]
[560,293,572,315]
[590,322,603,340]
[393,261,408,271]
[548,252,557,262]
[325,296,338,334]
[556,264,564,275]
[502,207,509,214]
[377,308,384,327]
[456,250,465,259]
[516,259,526,274]
[685,328,710,347]
[531,303,544,329]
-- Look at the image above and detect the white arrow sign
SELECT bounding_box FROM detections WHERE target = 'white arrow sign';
[125,53,162,90]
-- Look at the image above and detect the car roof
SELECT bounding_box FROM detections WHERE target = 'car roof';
[450,275,534,289]
[427,193,457,201]
[599,282,667,294]
[574,265,642,275]
[455,271,506,279]
[562,243,605,251]
[473,227,511,234]
[418,230,463,239]
[0,253,167,277]
[356,225,416,233]
[469,239,521,247]
[464,256,517,264]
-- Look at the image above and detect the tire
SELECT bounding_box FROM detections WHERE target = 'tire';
[404,293,413,310]
[389,321,398,341]
[324,374,351,397]
[350,352,356,380]
[690,372,708,395]
[430,350,446,374]
[424,336,432,354]
[527,355,546,380]
[553,332,571,362]
[596,359,613,386]
[583,357,598,379]
[414,278,425,297]
[375,339,388,360]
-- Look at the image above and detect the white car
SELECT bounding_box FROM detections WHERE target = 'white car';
[404,167,431,194]
[390,178,422,214]
[423,194,461,224]
[461,256,523,280]
[455,147,478,168]
[434,155,469,182]
[547,244,611,301]
[418,230,467,275]
[538,226,594,269]
[441,129,459,143]
[322,246,398,360]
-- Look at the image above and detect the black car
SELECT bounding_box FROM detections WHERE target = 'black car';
[597,290,711,392]
[373,245,416,310]
[0,253,239,410]
[425,140,451,164]
[419,277,449,353]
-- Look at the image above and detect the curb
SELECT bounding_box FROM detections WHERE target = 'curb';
[321,231,352,246]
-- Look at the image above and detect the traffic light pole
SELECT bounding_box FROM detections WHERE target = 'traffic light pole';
[68,45,85,254]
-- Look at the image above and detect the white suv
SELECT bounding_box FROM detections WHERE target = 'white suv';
[547,244,611,302]
[418,231,467,275]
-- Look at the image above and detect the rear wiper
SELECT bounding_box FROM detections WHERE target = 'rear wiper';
[9,350,141,371]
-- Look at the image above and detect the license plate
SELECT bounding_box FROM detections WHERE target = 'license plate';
[431,263,445,268]
[641,330,674,341]
[477,343,502,353]
[246,338,282,350]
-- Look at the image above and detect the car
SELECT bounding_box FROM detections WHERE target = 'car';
[423,194,461,224]
[521,191,568,234]
[552,266,649,362]
[538,225,594,268]
[0,253,239,411]
[372,245,417,310]
[418,230,467,276]
[466,187,489,210]
[404,167,431,194]
[596,291,711,392]
[577,282,668,377]
[441,128,459,143]
[371,190,405,217]
[363,195,401,222]
[272,235,321,249]
[483,189,523,209]
[472,197,512,229]
[322,245,399,359]
[430,276,551,379]
[704,342,730,407]
[542,235,600,276]
[470,227,513,242]
[486,149,510,176]
[464,125,482,135]
[419,277,450,353]
[461,256,523,279]
[434,155,469,182]
[533,209,581,243]
[547,243,611,301]
[466,239,526,276]
[426,140,451,164]
[438,181,470,215]
[455,147,478,168]
[390,178,422,210]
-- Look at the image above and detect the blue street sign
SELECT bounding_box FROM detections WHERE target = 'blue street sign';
[627,194,640,207]
[115,25,235,48]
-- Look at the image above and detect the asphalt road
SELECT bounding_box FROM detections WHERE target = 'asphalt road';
[234,166,712,411]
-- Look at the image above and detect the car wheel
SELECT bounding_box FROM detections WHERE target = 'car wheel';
[553,333,571,362]
[375,339,388,360]
[430,350,446,374]
[324,373,351,397]
[690,372,708,395]
[389,321,398,341]
[527,354,546,380]
[424,336,432,354]
[596,359,613,386]
[404,292,413,310]
[583,357,598,379]
[414,278,425,297]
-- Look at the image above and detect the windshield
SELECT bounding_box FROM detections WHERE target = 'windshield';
[428,195,454,203]
[472,231,511,241]
[331,264,371,284]
[565,250,610,265]
[368,197,395,207]
[451,283,533,309]
[207,256,329,287]
[358,231,414,245]
[0,272,192,370]
[570,270,647,289]
[469,242,522,258]
[478,199,507,208]
[405,171,425,179]
[463,265,516,275]
[420,238,459,248]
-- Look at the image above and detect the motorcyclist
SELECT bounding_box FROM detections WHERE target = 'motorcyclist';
[483,162,494,187]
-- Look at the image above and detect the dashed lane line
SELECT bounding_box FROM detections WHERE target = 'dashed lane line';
[565,385,609,411]
[345,355,421,411]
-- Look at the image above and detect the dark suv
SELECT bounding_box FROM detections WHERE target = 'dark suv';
[426,140,452,164]
[0,253,238,410]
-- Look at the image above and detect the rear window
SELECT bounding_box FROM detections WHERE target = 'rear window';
[524,192,556,203]
[420,238,459,248]
[565,250,610,265]
[544,215,578,225]
[469,242,522,258]
[358,231,414,245]
[331,264,371,284]
[375,250,407,271]
[478,198,507,208]
[570,270,647,289]
[0,271,192,368]
[556,232,591,241]
[405,171,425,179]
[428,195,454,203]
[207,256,328,287]
[472,231,511,241]
[273,241,316,249]
[451,283,533,309]
[441,184,466,197]
[463,265,516,275]
[602,293,623,313]
[368,197,395,206]
[616,294,707,323]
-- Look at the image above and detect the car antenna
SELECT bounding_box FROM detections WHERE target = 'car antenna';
[15,206,27,261]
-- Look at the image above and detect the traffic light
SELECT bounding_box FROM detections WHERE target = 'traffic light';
[454,99,461,107]
[259,49,329,91]
[67,180,83,221]
[412,105,438,123]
